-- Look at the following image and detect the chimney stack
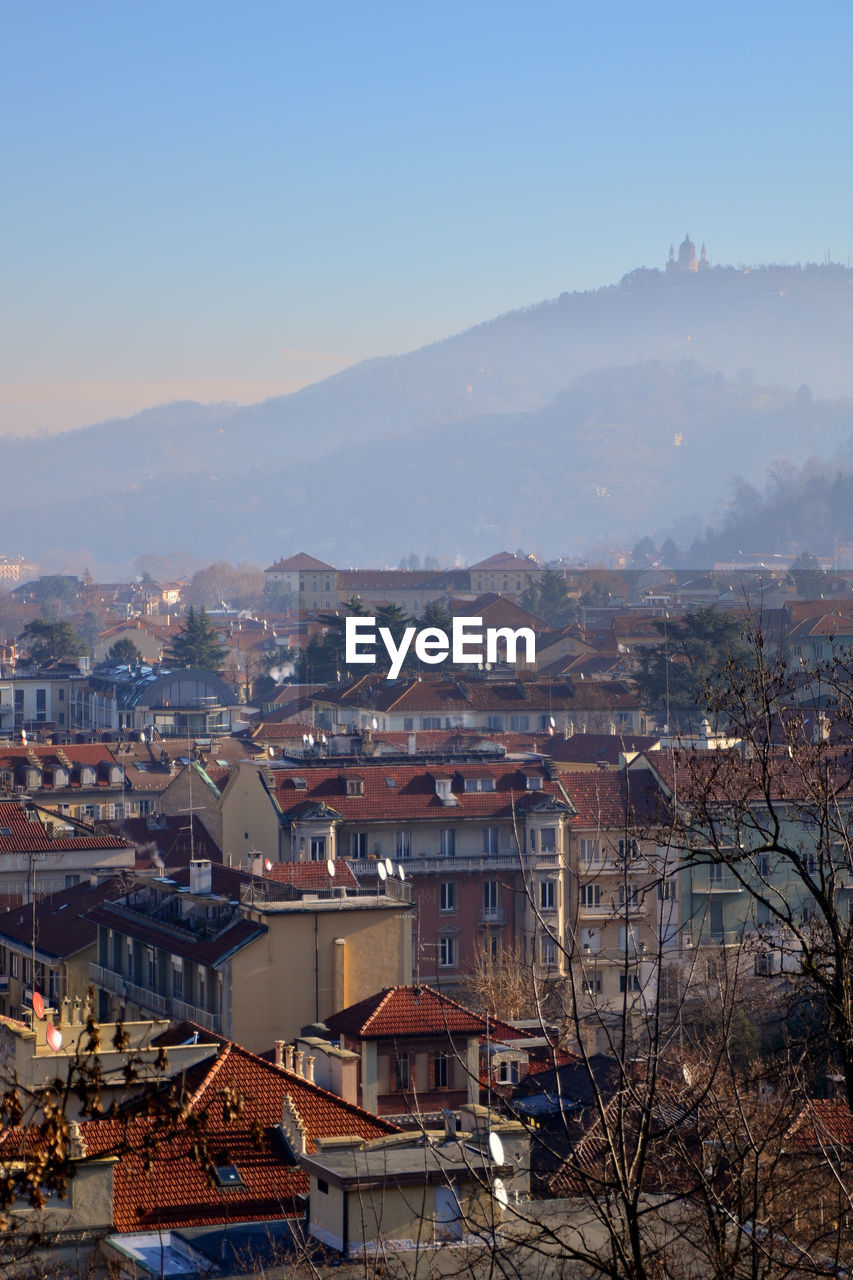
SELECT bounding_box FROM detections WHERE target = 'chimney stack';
[274,1039,285,1068]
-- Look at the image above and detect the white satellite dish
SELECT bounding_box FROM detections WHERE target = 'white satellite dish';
[327,858,336,877]
[493,1177,508,1209]
[264,857,272,872]
[398,864,406,881]
[46,1025,63,1052]
[377,863,387,881]
[372,717,378,730]
[139,733,146,743]
[549,715,556,728]
[384,857,394,877]
[488,1131,505,1166]
[308,734,315,747]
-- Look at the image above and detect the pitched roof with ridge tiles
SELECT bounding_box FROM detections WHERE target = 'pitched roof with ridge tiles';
[80,1036,400,1231]
[266,553,336,573]
[325,984,524,1042]
[0,798,132,856]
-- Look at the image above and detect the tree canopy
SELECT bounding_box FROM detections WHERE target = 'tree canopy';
[633,605,751,731]
[18,618,86,666]
[165,607,228,672]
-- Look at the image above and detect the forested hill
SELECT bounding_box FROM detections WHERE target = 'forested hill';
[5,261,853,571]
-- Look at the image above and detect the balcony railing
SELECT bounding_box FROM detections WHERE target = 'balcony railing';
[89,963,221,1033]
[348,854,520,876]
[479,909,507,925]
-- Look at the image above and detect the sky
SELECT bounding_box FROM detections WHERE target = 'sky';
[2,0,852,436]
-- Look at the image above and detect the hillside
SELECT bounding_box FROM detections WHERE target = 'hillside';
[6,262,853,571]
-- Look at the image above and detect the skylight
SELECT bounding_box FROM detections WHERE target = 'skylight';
[212,1164,245,1189]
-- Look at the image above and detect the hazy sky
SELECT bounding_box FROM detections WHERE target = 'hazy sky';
[2,0,851,435]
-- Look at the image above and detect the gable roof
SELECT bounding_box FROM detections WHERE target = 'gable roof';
[0,876,125,959]
[82,1036,398,1231]
[266,553,336,573]
[0,798,131,857]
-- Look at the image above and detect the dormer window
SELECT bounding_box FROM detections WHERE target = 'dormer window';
[346,777,364,797]
[436,779,452,800]
[79,767,96,786]
[464,777,496,793]
[52,768,69,788]
[292,777,307,791]
[525,775,543,791]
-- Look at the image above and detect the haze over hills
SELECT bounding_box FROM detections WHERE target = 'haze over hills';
[8,260,853,573]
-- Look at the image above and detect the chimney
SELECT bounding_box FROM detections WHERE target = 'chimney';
[284,1044,294,1072]
[189,859,212,894]
[274,1039,285,1068]
[407,732,416,756]
[304,1055,315,1084]
[293,1049,304,1077]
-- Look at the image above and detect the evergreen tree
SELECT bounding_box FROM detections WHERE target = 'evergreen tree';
[788,550,825,599]
[106,637,144,665]
[19,618,86,666]
[520,570,576,628]
[633,606,751,732]
[166,607,228,671]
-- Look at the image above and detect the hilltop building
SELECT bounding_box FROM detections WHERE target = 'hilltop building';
[666,234,709,274]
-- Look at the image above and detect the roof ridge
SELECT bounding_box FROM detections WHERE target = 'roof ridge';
[187,1041,231,1109]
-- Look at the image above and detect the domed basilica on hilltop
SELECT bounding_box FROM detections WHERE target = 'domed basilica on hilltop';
[666,233,710,273]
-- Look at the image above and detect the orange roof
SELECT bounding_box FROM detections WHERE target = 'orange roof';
[83,1038,398,1231]
[326,984,523,1041]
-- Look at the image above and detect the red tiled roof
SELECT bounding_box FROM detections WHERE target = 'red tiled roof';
[561,768,668,829]
[326,984,524,1041]
[269,760,570,824]
[786,1099,853,1148]
[267,860,359,891]
[266,553,336,572]
[319,675,639,715]
[468,552,541,572]
[0,799,131,856]
[82,1038,398,1231]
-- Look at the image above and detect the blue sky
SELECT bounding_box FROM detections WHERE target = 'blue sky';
[2,0,851,434]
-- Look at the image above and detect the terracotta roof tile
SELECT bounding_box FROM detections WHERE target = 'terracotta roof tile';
[326,984,523,1041]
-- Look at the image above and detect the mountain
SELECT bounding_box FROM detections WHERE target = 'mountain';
[7,262,853,572]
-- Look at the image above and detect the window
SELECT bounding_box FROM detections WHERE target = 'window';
[464,777,496,792]
[540,937,557,965]
[496,1059,519,1085]
[440,828,455,858]
[317,1178,329,1195]
[756,854,771,877]
[619,883,640,908]
[618,838,639,860]
[423,717,443,730]
[483,880,500,918]
[438,936,457,968]
[172,957,183,1000]
[309,836,326,861]
[657,879,676,901]
[580,839,600,864]
[395,1053,410,1091]
[439,881,456,913]
[620,973,642,993]
[525,774,542,790]
[433,1053,448,1088]
[11,954,18,979]
[709,862,724,886]
[396,830,411,859]
[146,947,156,989]
[58,688,64,702]
[403,717,414,731]
[583,975,602,995]
[580,883,600,909]
[125,938,133,979]
[486,715,502,731]
[346,778,364,796]
[540,827,556,853]
[198,965,207,1011]
[483,826,499,854]
[435,778,453,799]
[64,875,80,889]
[509,715,530,731]
[539,880,556,910]
[350,831,367,858]
[36,689,46,721]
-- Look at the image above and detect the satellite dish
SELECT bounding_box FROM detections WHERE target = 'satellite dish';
[549,716,556,728]
[21,730,27,745]
[308,734,315,747]
[327,858,336,877]
[139,732,146,743]
[31,991,45,1020]
[377,863,387,881]
[302,734,309,745]
[384,857,394,876]
[493,1177,509,1209]
[398,864,406,881]
[264,857,272,872]
[488,1131,505,1166]
[372,717,378,730]
[46,1025,63,1052]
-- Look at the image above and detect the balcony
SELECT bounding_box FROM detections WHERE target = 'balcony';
[479,909,507,925]
[347,854,520,877]
[89,963,222,1033]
